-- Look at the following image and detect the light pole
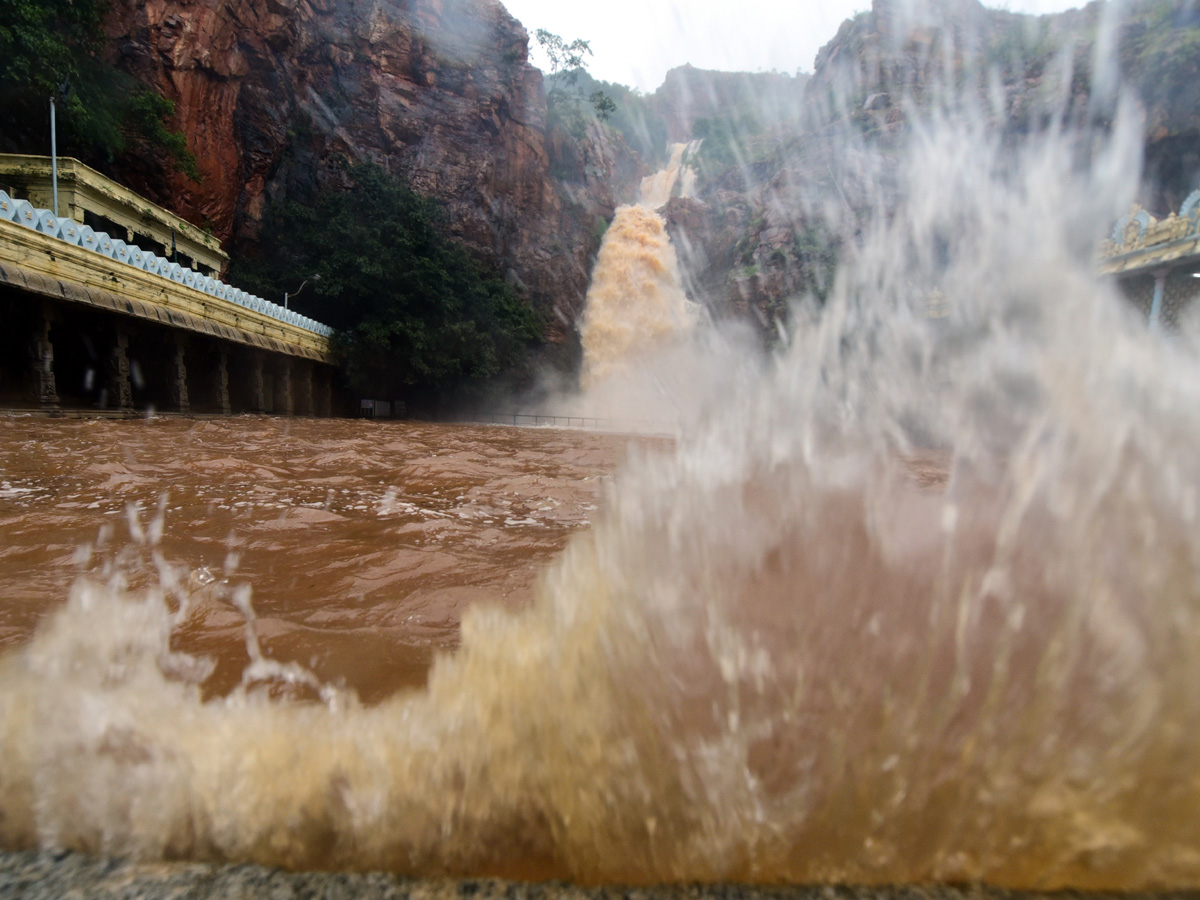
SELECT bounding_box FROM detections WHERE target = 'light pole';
[49,81,69,217]
[284,273,320,310]
[49,95,58,216]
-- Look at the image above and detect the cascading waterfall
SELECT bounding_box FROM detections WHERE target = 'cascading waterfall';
[638,141,703,210]
[1,105,1199,889]
[578,205,699,390]
[576,141,707,404]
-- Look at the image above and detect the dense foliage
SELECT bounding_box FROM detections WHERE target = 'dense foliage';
[230,164,544,405]
[535,30,616,129]
[692,113,765,172]
[0,0,196,175]
[548,68,670,166]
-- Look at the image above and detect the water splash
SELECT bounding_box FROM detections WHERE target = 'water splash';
[2,104,1200,888]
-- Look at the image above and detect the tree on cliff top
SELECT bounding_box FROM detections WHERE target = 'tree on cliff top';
[535,29,616,132]
[0,0,197,176]
[230,163,544,406]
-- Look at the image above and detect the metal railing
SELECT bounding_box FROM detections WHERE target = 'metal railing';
[0,190,334,338]
[473,412,677,435]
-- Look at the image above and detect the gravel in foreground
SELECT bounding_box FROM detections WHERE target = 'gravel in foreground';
[1,852,1195,900]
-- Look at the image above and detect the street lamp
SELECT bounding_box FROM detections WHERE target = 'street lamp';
[49,80,69,217]
[285,273,320,309]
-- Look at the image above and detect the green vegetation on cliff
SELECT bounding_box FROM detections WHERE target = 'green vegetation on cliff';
[692,114,765,172]
[549,69,670,165]
[0,0,196,175]
[1119,1,1200,117]
[537,30,618,141]
[231,163,544,406]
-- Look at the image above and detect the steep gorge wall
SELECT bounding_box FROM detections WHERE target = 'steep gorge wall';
[91,0,1199,353]
[660,0,1200,341]
[648,65,809,145]
[101,0,635,342]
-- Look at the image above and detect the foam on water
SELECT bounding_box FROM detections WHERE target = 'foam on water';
[2,105,1200,887]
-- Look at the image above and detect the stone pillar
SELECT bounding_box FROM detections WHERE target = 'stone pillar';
[25,301,58,409]
[275,357,294,416]
[249,352,266,414]
[214,347,231,416]
[105,323,133,412]
[295,361,314,416]
[1149,269,1167,331]
[169,334,190,415]
[315,368,332,417]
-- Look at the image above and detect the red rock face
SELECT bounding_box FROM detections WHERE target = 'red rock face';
[103,0,627,339]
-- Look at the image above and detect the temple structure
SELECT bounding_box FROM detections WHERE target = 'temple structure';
[0,158,339,415]
[0,155,227,276]
[1100,190,1200,331]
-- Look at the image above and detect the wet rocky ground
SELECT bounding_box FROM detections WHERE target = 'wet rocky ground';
[0,852,1192,900]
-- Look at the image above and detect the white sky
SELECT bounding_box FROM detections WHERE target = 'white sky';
[499,0,1085,93]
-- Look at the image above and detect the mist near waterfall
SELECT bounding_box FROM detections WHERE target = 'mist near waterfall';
[530,140,760,432]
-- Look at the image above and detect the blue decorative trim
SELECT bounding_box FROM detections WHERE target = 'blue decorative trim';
[0,198,334,337]
[1113,209,1152,245]
[1181,190,1200,220]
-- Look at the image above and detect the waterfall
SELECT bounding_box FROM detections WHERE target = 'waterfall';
[638,141,702,210]
[577,142,707,395]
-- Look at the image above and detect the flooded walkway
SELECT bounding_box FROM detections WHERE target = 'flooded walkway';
[0,415,658,701]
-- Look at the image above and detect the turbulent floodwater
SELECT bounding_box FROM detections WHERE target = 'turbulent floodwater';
[0,417,649,701]
[2,104,1200,890]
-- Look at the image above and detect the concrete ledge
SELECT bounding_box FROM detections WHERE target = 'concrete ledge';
[1098,237,1200,277]
[0,852,1189,900]
[0,218,335,364]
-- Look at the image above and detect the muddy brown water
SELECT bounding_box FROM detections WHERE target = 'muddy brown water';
[0,415,660,703]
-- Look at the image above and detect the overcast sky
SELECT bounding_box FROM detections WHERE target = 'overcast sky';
[499,0,1085,93]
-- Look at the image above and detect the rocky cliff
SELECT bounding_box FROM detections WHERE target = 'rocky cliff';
[31,0,1200,356]
[659,0,1200,342]
[648,65,808,146]
[101,0,642,344]
[810,0,1200,210]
